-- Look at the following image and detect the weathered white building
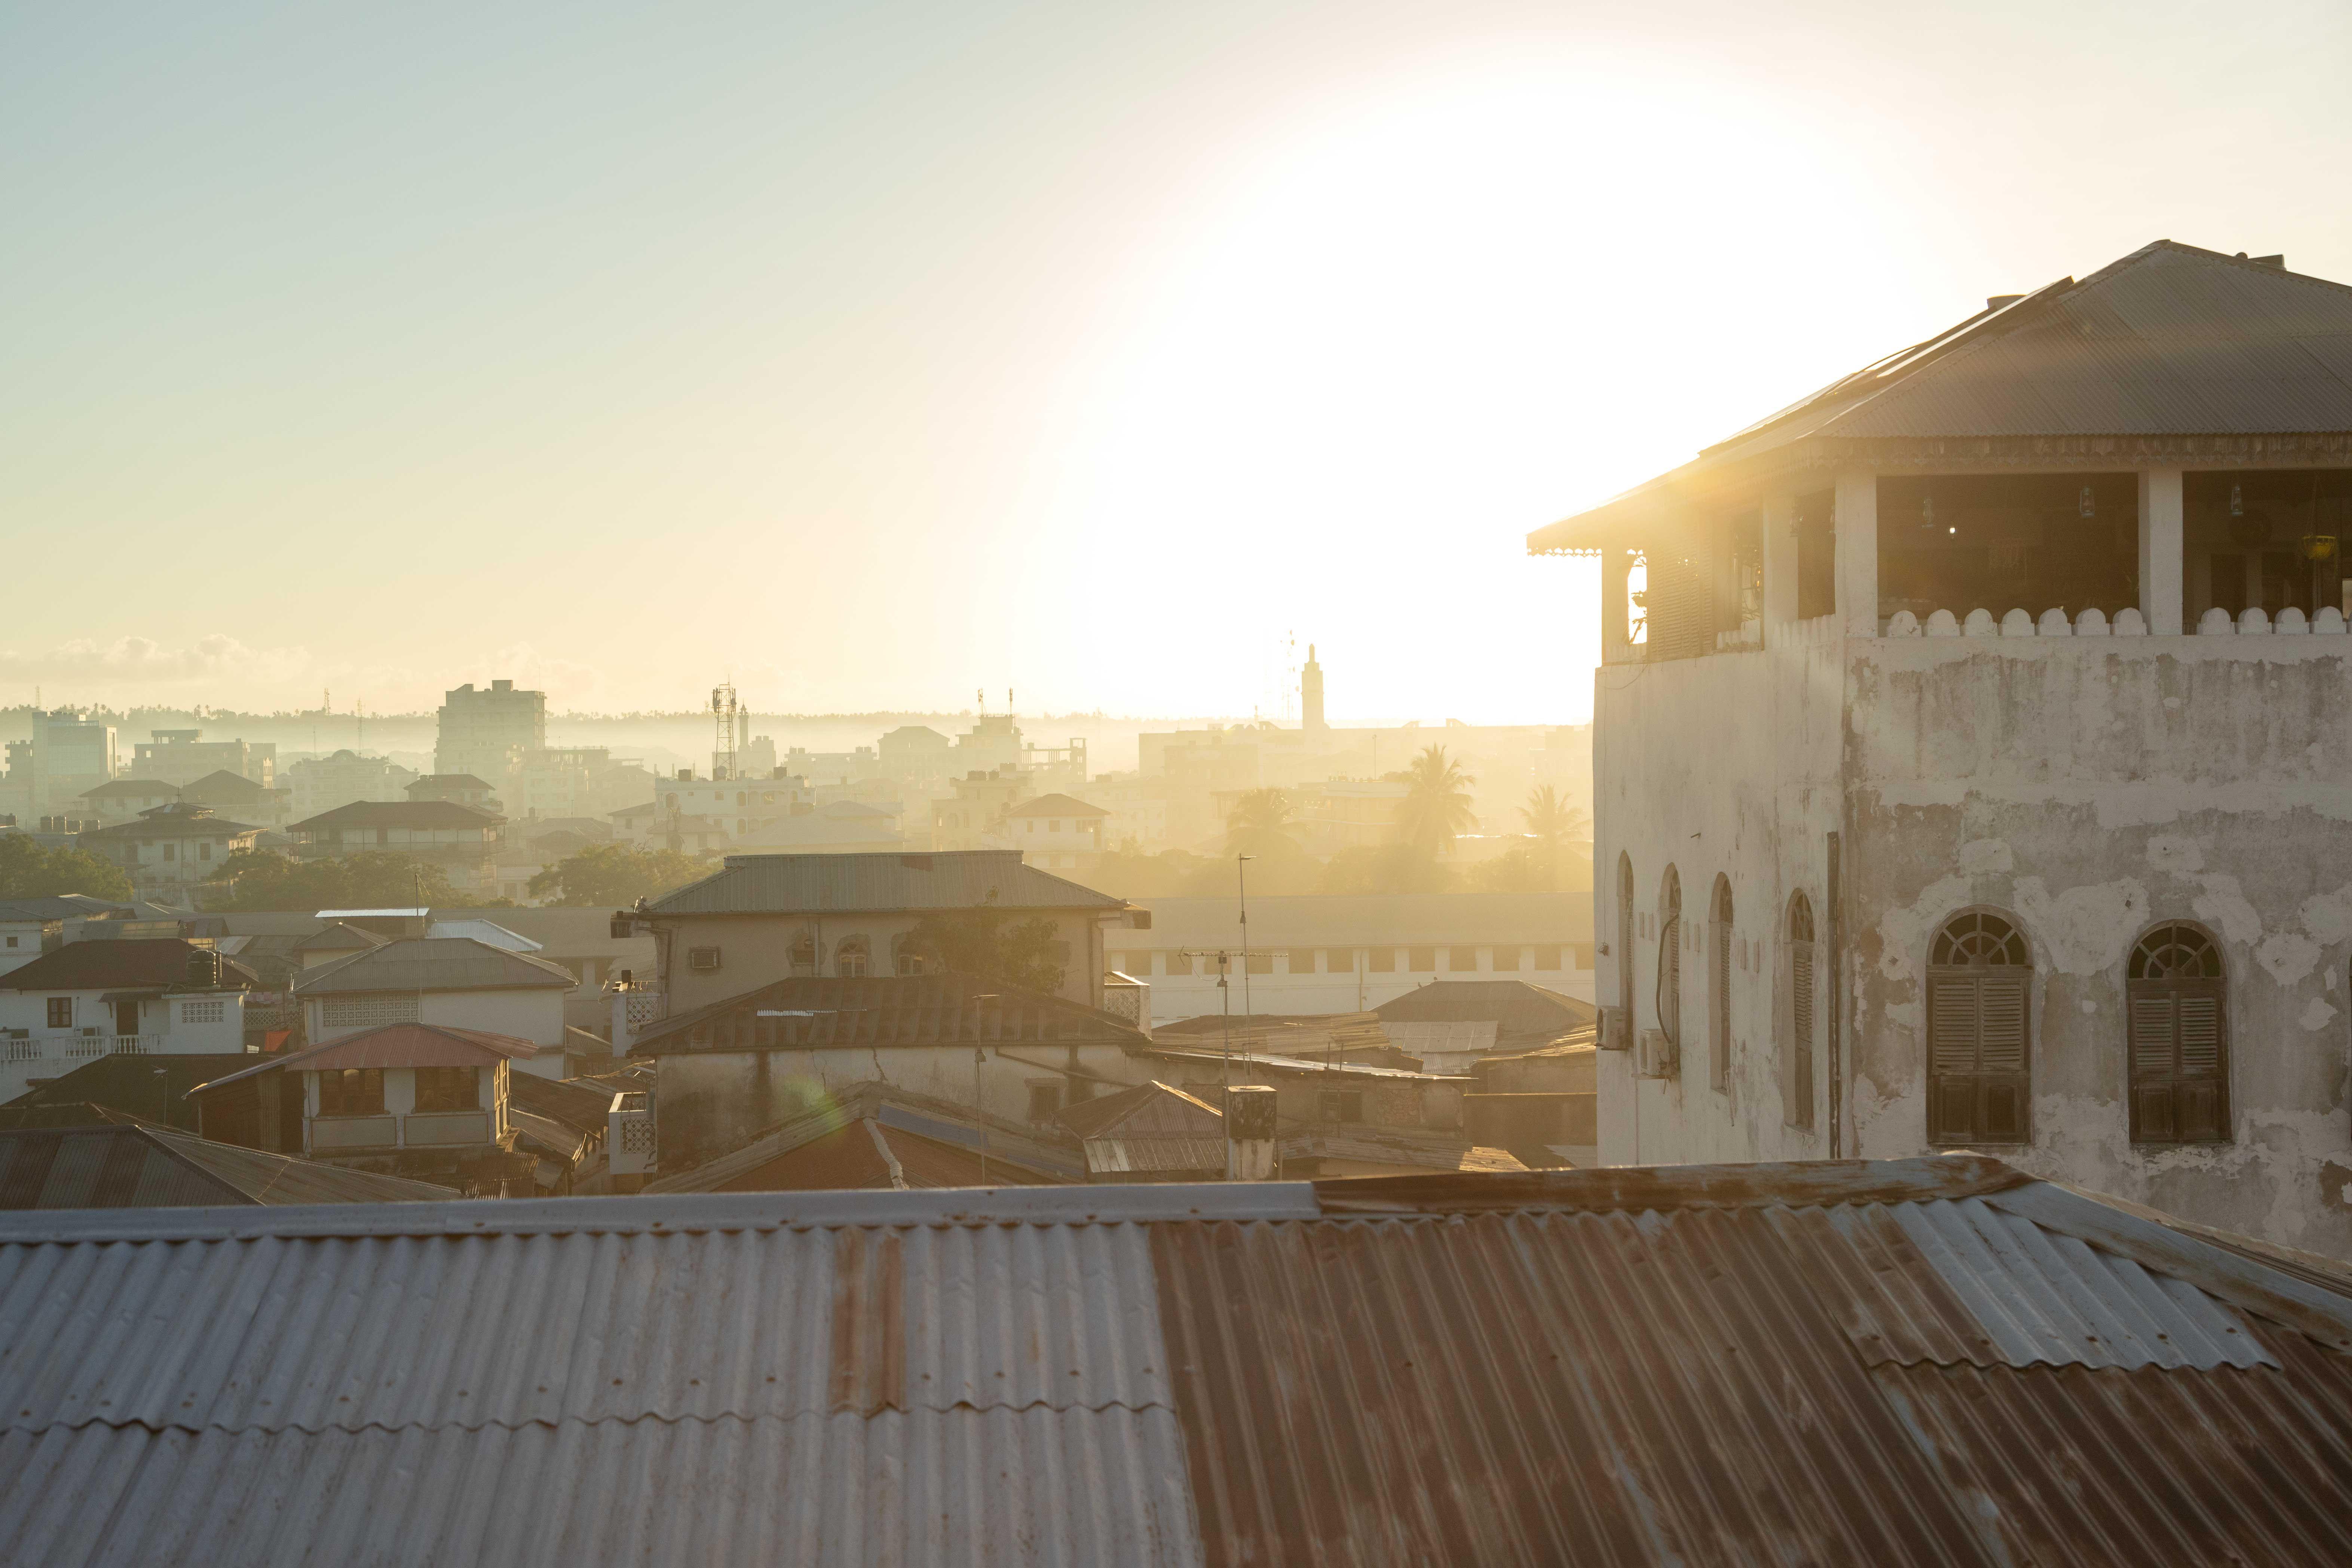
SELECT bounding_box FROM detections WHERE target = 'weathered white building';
[1531,241,2352,1257]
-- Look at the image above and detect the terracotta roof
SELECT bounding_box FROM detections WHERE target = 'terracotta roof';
[0,939,257,993]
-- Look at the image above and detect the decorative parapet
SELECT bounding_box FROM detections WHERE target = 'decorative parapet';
[1885,606,2346,640]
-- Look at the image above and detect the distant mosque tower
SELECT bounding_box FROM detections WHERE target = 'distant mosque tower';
[1301,644,1326,734]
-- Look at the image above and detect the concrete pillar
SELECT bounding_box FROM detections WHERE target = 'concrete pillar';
[1761,491,1797,629]
[2138,467,2185,634]
[1601,549,1633,663]
[1225,1084,1278,1180]
[1834,470,1878,637]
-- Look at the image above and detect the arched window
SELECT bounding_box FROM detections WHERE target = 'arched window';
[1616,853,1636,1025]
[894,935,927,977]
[2128,923,2229,1144]
[836,936,870,979]
[1927,911,2031,1145]
[789,932,817,977]
[1709,875,1734,1092]
[1785,892,1816,1128]
[1658,866,1682,1048]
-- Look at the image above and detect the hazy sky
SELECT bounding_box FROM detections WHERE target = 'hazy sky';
[6,1,2348,721]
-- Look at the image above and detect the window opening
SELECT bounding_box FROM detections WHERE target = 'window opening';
[1617,854,1636,1022]
[2127,923,2229,1144]
[1709,876,1733,1092]
[1926,912,2031,1145]
[836,937,869,979]
[1785,893,1816,1129]
[318,1068,385,1117]
[1657,867,1682,1048]
[414,1066,480,1113]
[1795,490,1837,621]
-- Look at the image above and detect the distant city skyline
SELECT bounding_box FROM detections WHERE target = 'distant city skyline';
[7,1,2348,720]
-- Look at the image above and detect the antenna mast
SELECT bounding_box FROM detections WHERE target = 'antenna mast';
[712,681,740,779]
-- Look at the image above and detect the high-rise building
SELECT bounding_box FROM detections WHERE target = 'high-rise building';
[26,711,117,814]
[435,680,546,785]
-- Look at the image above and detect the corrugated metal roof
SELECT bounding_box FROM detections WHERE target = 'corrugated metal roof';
[1131,891,1592,947]
[292,937,576,994]
[6,1157,2352,1565]
[647,850,1125,916]
[0,1126,456,1209]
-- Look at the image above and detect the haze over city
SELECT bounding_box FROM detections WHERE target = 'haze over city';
[12,6,2352,1563]
[10,1,2349,718]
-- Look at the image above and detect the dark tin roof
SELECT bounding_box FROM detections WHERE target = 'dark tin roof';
[291,921,390,954]
[1372,977,1599,1040]
[645,1081,1086,1192]
[290,799,502,832]
[79,808,257,840]
[1533,241,2352,553]
[0,939,257,993]
[291,937,576,995]
[190,1023,534,1096]
[0,1123,455,1208]
[80,779,178,798]
[645,848,1124,916]
[1004,792,1109,818]
[0,896,134,923]
[0,1054,256,1133]
[630,971,1152,1055]
[177,769,269,803]
[2,1156,2350,1564]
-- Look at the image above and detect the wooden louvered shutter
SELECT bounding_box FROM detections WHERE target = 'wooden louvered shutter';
[2130,981,2227,1143]
[1711,919,1731,1090]
[1790,940,1814,1124]
[1928,971,2030,1143]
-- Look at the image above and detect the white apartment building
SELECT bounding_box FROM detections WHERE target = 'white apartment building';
[285,750,420,820]
[0,938,255,1102]
[1534,241,2352,1259]
[1004,793,1107,870]
[1120,892,1595,1025]
[435,679,547,785]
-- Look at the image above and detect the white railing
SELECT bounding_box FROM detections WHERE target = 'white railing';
[3,1033,184,1063]
[1884,606,2349,640]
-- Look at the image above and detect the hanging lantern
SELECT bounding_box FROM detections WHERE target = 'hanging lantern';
[2078,485,2096,518]
[2302,533,2339,563]
[2230,482,2244,517]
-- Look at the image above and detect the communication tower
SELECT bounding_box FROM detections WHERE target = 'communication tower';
[711,682,741,780]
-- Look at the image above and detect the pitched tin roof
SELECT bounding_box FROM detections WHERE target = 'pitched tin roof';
[0,1123,456,1207]
[1373,978,1598,1041]
[646,849,1124,916]
[78,808,258,840]
[177,770,270,803]
[290,799,502,833]
[190,1024,535,1095]
[630,971,1152,1055]
[1532,241,2352,554]
[0,939,257,993]
[1005,793,1109,818]
[291,937,576,995]
[3,1157,2350,1565]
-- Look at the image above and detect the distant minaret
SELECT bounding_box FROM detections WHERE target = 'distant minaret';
[1301,644,1326,734]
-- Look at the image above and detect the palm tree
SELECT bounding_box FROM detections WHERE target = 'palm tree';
[1518,785,1589,892]
[1224,787,1300,858]
[1396,745,1478,857]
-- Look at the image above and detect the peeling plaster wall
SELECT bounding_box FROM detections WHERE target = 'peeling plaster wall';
[1847,635,2352,1258]
[1592,614,1844,1168]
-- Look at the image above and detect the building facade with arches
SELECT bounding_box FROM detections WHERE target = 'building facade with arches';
[1535,242,2352,1259]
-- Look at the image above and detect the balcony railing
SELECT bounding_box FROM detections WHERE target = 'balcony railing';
[1883,605,2351,638]
[4,1033,169,1062]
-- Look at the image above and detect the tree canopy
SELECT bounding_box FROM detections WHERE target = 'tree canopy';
[528,843,711,907]
[0,834,135,902]
[903,898,1066,996]
[200,849,462,912]
[1396,745,1479,856]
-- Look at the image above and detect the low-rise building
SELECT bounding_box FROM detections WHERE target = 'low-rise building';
[633,849,1138,1021]
[77,780,181,826]
[0,938,257,1103]
[189,1021,532,1192]
[177,768,291,831]
[1002,793,1108,871]
[282,750,420,821]
[406,773,502,812]
[77,804,261,898]
[131,729,276,788]
[625,970,1154,1169]
[292,936,577,1076]
[285,799,504,895]
[1117,891,1596,1023]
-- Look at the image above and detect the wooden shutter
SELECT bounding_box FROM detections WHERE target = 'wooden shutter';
[2129,982,2228,1144]
[1711,919,1731,1090]
[1928,970,2031,1144]
[1789,940,1814,1127]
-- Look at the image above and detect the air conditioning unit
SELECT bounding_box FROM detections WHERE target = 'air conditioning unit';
[1637,1028,1679,1080]
[608,1093,658,1176]
[1598,1007,1630,1051]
